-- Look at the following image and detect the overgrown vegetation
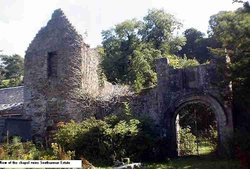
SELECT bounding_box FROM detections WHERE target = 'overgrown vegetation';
[0,54,24,88]
[207,2,250,168]
[100,9,199,92]
[54,104,164,165]
[0,137,74,160]
[176,103,218,157]
[178,127,197,156]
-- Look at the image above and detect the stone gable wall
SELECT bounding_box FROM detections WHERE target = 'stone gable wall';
[23,9,129,137]
[24,9,93,136]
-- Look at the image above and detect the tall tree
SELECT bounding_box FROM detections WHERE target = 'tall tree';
[101,9,195,92]
[140,9,185,54]
[208,2,250,129]
[177,28,221,63]
[101,19,143,85]
[178,28,204,60]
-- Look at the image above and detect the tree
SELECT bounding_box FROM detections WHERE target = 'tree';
[208,2,250,129]
[101,9,194,92]
[140,9,185,54]
[0,54,24,88]
[0,54,24,79]
[177,28,221,63]
[101,19,143,86]
[179,28,204,58]
[0,65,5,81]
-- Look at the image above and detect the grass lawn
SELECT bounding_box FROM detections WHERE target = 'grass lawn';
[96,155,242,169]
[144,156,242,169]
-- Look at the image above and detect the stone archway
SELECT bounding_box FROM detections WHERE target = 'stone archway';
[170,94,233,156]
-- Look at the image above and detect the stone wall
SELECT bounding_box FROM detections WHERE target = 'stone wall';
[82,48,100,97]
[24,9,89,136]
[23,9,129,137]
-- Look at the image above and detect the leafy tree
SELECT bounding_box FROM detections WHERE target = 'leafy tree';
[101,9,196,92]
[101,19,142,85]
[140,9,185,54]
[177,28,221,63]
[0,54,24,79]
[178,28,204,58]
[208,2,250,130]
[0,65,5,81]
[0,54,24,88]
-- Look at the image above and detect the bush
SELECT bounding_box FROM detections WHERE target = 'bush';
[178,127,196,156]
[54,114,163,165]
[0,137,74,160]
[0,137,39,160]
[0,77,23,89]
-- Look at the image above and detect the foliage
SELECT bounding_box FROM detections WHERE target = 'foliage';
[140,9,184,53]
[0,137,74,160]
[177,103,218,156]
[55,117,138,164]
[55,110,163,164]
[0,54,24,79]
[0,78,23,88]
[0,137,39,160]
[178,127,196,156]
[178,103,216,135]
[206,125,218,150]
[101,9,197,92]
[40,143,75,160]
[0,54,24,88]
[177,28,221,63]
[0,65,5,81]
[167,55,199,69]
[208,2,250,133]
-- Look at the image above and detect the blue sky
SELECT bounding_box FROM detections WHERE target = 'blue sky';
[0,0,244,56]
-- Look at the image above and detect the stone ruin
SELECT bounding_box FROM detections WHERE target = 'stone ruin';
[0,9,233,156]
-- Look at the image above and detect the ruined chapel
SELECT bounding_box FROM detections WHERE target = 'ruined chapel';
[0,9,233,156]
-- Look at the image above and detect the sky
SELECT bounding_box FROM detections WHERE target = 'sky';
[0,0,244,56]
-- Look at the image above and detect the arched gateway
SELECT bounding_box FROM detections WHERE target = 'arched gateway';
[155,57,233,157]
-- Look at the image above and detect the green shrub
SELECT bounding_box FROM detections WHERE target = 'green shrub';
[55,113,163,165]
[0,137,74,160]
[178,127,196,156]
[0,77,23,88]
[0,137,39,160]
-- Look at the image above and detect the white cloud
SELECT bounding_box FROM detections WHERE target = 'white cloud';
[0,0,243,56]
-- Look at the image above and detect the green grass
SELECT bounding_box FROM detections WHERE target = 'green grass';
[198,144,214,155]
[144,156,242,169]
[96,155,242,169]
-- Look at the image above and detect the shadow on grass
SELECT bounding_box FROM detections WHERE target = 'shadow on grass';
[144,153,242,169]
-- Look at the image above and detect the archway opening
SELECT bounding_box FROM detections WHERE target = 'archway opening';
[175,102,218,156]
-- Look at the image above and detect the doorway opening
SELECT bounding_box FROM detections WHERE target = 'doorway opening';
[175,103,218,156]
